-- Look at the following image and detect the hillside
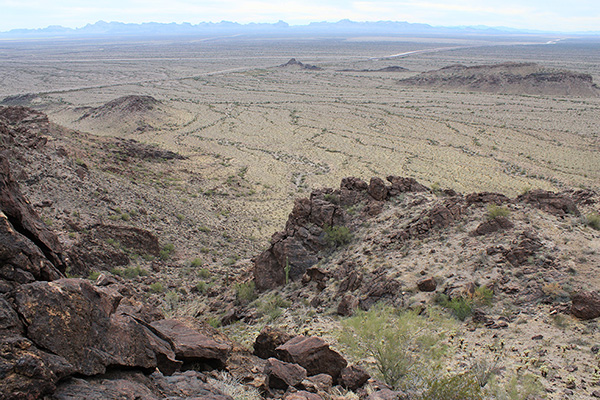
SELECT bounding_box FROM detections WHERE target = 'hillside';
[399,62,600,97]
[1,106,600,399]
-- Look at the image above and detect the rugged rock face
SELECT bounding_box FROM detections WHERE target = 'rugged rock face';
[254,176,431,291]
[517,189,579,216]
[0,156,66,283]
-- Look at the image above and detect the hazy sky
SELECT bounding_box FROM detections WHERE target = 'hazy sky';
[1,0,599,32]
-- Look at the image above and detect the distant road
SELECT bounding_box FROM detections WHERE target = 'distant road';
[369,46,472,60]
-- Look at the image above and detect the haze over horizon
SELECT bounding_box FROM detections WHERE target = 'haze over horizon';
[1,0,599,34]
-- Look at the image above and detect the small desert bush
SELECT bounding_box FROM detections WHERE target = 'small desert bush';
[487,204,510,219]
[159,243,175,260]
[340,305,453,392]
[486,373,545,400]
[324,224,353,247]
[437,286,493,321]
[190,258,203,268]
[424,373,483,400]
[87,271,101,281]
[255,293,291,321]
[584,212,600,230]
[149,282,164,293]
[235,281,257,304]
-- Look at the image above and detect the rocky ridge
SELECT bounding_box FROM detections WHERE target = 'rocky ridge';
[398,62,600,97]
[2,105,600,399]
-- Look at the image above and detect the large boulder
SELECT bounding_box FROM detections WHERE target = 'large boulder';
[276,336,347,382]
[264,357,307,390]
[13,278,180,376]
[571,291,600,320]
[150,318,231,369]
[254,326,293,360]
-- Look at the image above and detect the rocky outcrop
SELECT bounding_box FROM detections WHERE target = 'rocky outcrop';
[471,216,514,236]
[80,96,161,120]
[279,58,322,71]
[517,189,579,216]
[399,62,600,97]
[68,224,160,275]
[13,278,181,376]
[0,155,66,283]
[339,365,371,391]
[253,176,435,291]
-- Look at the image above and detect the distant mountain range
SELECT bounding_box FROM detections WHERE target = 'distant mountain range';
[3,19,597,38]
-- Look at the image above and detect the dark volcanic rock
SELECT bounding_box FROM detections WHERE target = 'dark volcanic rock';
[150,318,231,369]
[340,365,370,391]
[264,357,307,390]
[337,293,359,316]
[517,189,579,217]
[471,216,514,236]
[0,155,66,282]
[503,230,543,267]
[13,278,180,376]
[360,274,402,310]
[0,335,75,400]
[572,291,600,320]
[465,192,510,205]
[81,95,161,119]
[254,326,294,360]
[279,58,322,70]
[276,335,347,382]
[368,177,388,201]
[416,276,437,292]
[386,176,429,194]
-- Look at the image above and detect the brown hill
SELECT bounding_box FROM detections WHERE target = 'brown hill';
[68,94,186,136]
[399,62,600,97]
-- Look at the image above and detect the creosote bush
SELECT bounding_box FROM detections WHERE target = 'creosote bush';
[159,243,175,260]
[339,304,453,393]
[584,212,600,230]
[487,204,510,220]
[235,281,257,304]
[437,286,493,321]
[324,224,353,247]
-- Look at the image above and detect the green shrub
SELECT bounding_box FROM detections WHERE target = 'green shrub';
[584,212,600,230]
[195,281,208,293]
[324,193,339,204]
[487,204,510,219]
[87,271,101,281]
[190,258,203,268]
[486,373,545,400]
[235,281,257,304]
[340,305,451,392]
[424,373,483,400]
[437,286,493,321]
[324,225,353,247]
[159,243,175,260]
[150,282,164,293]
[256,293,291,322]
[198,267,210,279]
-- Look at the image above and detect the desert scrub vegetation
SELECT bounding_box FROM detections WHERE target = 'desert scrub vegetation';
[339,305,459,395]
[487,204,510,219]
[324,224,353,247]
[235,281,257,305]
[159,243,175,260]
[584,212,600,230]
[437,286,494,321]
